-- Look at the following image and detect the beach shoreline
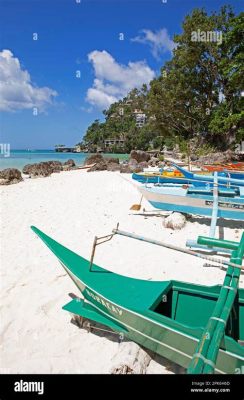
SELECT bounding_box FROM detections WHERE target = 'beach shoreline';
[0,169,243,374]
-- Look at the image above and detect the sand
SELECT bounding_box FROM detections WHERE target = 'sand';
[0,170,243,374]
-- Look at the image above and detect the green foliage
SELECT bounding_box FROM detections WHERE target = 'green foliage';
[79,6,243,153]
[195,143,217,156]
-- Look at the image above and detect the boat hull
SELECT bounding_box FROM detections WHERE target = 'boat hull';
[139,186,244,220]
[132,173,190,184]
[31,226,244,374]
[65,269,244,374]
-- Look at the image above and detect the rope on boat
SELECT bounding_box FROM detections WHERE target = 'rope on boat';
[112,228,244,271]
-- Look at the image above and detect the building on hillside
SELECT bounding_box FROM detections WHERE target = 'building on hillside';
[133,109,146,128]
[104,137,125,149]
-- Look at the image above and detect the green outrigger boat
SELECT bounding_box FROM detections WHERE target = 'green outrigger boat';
[31,226,244,374]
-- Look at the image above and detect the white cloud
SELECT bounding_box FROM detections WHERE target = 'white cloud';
[0,49,57,112]
[86,50,155,109]
[131,29,175,60]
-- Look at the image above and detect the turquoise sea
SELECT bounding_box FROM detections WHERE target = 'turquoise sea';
[0,150,129,171]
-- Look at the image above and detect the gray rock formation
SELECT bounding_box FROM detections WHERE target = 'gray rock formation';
[0,168,23,185]
[63,159,76,168]
[84,153,104,165]
[130,150,150,163]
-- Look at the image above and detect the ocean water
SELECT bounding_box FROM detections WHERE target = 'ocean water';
[0,150,129,171]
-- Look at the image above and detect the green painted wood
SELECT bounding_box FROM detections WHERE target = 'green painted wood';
[31,226,244,374]
[203,234,244,373]
[63,298,128,333]
[188,233,244,374]
[197,236,240,250]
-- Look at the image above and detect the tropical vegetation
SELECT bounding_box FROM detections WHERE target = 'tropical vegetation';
[78,6,244,154]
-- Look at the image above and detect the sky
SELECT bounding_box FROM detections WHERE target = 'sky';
[0,0,243,149]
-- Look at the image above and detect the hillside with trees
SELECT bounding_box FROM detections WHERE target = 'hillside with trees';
[78,6,244,154]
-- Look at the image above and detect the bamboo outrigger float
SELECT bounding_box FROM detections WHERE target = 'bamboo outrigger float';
[31,225,244,374]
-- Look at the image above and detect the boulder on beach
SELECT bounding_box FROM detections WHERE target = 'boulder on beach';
[63,159,76,170]
[0,168,23,185]
[84,153,104,165]
[148,156,159,166]
[197,149,242,165]
[87,161,108,172]
[63,159,75,167]
[130,150,150,163]
[120,163,143,173]
[22,162,53,178]
[107,162,121,171]
[105,157,120,164]
[47,160,63,172]
[163,212,186,230]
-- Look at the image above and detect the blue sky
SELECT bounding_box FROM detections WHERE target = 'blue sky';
[0,0,243,149]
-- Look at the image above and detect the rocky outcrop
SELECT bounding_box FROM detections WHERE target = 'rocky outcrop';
[148,157,159,166]
[84,153,104,165]
[197,150,242,165]
[107,162,121,171]
[0,168,23,185]
[130,150,150,163]
[63,159,76,170]
[47,160,63,172]
[120,164,143,173]
[87,161,108,172]
[86,155,121,172]
[22,162,53,178]
[163,212,186,230]
[105,157,120,164]
[63,159,76,168]
[23,160,64,176]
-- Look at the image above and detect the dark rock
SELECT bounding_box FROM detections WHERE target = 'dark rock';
[87,161,108,172]
[105,157,120,164]
[22,162,52,178]
[130,150,150,163]
[22,164,33,175]
[107,162,121,171]
[47,160,63,172]
[148,157,159,166]
[63,159,76,168]
[120,165,131,173]
[84,153,104,165]
[0,168,23,185]
[120,164,143,173]
[197,150,241,165]
[190,155,198,162]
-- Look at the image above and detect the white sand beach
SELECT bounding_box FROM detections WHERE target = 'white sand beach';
[0,170,243,374]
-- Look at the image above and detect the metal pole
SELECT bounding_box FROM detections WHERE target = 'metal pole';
[112,228,244,270]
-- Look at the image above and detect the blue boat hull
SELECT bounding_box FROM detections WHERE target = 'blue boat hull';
[149,200,244,220]
[132,173,190,184]
[140,186,244,221]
